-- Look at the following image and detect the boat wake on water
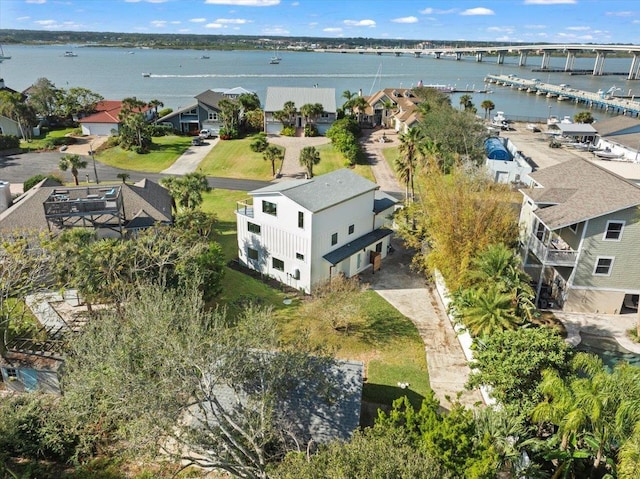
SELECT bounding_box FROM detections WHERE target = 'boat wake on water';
[144,73,412,79]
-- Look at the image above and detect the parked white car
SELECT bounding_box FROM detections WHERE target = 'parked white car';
[199,129,211,138]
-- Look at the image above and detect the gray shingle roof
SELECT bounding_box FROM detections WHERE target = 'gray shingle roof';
[0,178,172,234]
[250,169,378,213]
[195,90,227,110]
[522,158,640,230]
[264,87,336,113]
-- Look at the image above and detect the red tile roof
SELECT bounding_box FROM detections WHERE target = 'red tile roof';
[79,100,150,124]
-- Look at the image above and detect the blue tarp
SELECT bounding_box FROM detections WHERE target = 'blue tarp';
[484,137,513,161]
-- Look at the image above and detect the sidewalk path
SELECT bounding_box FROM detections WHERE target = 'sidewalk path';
[161,137,219,175]
[360,128,404,198]
[268,135,330,180]
[359,238,484,409]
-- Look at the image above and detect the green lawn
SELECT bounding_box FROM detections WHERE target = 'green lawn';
[381,145,399,173]
[96,135,192,172]
[19,127,78,151]
[314,143,375,181]
[196,134,272,180]
[201,188,430,408]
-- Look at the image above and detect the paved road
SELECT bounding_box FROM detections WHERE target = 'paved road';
[0,151,271,193]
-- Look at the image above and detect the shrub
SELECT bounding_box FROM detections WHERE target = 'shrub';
[303,124,318,137]
[23,174,63,192]
[280,126,296,137]
[0,135,20,150]
[43,136,76,150]
[149,124,173,137]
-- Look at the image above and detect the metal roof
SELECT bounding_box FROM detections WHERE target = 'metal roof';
[264,87,336,113]
[323,228,392,265]
[250,169,378,213]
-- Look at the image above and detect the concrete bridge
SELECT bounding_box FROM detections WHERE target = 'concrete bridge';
[316,44,640,80]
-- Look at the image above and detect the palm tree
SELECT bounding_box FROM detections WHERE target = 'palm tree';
[395,127,423,201]
[341,90,356,115]
[299,146,320,178]
[350,96,369,124]
[282,101,297,127]
[160,173,211,212]
[116,173,130,183]
[263,144,284,177]
[459,94,473,111]
[147,99,164,123]
[381,99,395,127]
[58,154,88,186]
[459,285,522,337]
[481,99,495,120]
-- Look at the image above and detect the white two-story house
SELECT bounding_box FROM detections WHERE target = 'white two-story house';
[236,169,397,293]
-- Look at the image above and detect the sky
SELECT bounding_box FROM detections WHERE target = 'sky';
[1,0,639,44]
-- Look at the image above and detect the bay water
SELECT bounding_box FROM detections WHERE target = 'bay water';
[0,44,637,121]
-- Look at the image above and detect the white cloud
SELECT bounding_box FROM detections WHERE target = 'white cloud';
[566,26,590,31]
[323,27,342,33]
[205,23,224,28]
[605,11,634,17]
[420,7,433,14]
[487,26,514,33]
[343,19,376,27]
[392,16,418,24]
[524,0,576,4]
[262,26,290,34]
[26,0,46,3]
[125,0,170,3]
[17,16,31,21]
[151,20,168,27]
[204,0,279,5]
[190,18,207,23]
[460,7,494,16]
[291,1,299,5]
[419,7,457,14]
[524,24,546,29]
[34,19,56,25]
[215,18,250,24]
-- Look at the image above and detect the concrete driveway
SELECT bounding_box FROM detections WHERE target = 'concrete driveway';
[359,237,484,409]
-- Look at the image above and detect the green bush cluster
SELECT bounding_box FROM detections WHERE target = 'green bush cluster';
[280,126,296,137]
[326,117,362,166]
[0,134,20,150]
[43,136,76,150]
[303,124,318,137]
[149,124,173,137]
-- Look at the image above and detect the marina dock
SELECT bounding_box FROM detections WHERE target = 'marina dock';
[485,74,640,117]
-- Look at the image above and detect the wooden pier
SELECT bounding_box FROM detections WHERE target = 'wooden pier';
[485,74,640,117]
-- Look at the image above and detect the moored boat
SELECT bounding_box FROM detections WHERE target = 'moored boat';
[64,51,78,57]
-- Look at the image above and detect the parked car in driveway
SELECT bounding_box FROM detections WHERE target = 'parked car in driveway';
[199,129,211,138]
[191,137,204,146]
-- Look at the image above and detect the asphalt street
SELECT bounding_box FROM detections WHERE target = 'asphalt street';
[0,151,272,192]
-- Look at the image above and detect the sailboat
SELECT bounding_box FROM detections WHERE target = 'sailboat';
[269,47,281,64]
[0,45,11,62]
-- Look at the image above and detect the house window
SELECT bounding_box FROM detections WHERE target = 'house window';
[187,108,197,115]
[262,200,277,216]
[296,252,304,261]
[247,248,259,261]
[535,221,545,241]
[569,223,578,233]
[603,221,624,241]
[348,224,355,235]
[5,368,17,379]
[208,112,218,121]
[593,257,614,276]
[321,112,329,118]
[375,242,383,253]
[298,211,304,229]
[331,233,338,246]
[247,222,261,234]
[272,257,284,271]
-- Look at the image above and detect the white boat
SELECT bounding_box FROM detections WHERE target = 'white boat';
[557,95,569,101]
[0,45,10,62]
[536,90,546,96]
[593,149,623,160]
[526,123,541,132]
[491,111,509,130]
[547,115,560,126]
[269,56,281,64]
[64,51,78,57]
[560,116,573,124]
[142,72,151,78]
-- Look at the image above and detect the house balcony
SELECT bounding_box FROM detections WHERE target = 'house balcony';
[236,199,254,218]
[527,234,578,267]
